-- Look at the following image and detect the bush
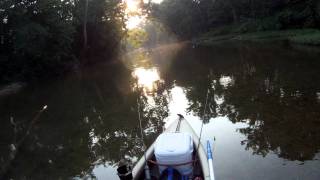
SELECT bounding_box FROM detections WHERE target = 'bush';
[289,31,320,45]
[206,25,237,36]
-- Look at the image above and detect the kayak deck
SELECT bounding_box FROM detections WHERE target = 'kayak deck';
[136,146,204,179]
[132,117,211,180]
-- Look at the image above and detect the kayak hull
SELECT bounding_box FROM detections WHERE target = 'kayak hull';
[132,118,210,180]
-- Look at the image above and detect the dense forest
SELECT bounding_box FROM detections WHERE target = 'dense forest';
[1,0,320,84]
[0,0,125,84]
[151,0,320,39]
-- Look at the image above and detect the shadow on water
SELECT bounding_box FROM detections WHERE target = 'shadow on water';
[0,41,320,179]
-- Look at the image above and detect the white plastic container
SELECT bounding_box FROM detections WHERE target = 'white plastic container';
[154,132,194,176]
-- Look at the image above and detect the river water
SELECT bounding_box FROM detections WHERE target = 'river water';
[1,41,320,179]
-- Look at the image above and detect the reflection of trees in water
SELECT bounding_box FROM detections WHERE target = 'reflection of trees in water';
[1,43,320,178]
[166,43,320,161]
[0,63,169,179]
[186,72,218,124]
[225,73,320,161]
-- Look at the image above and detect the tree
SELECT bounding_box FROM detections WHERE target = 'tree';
[0,0,126,84]
[150,0,320,39]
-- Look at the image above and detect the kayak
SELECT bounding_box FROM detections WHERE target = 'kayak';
[117,115,213,180]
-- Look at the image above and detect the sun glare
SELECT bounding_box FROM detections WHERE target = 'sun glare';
[151,0,163,3]
[126,16,145,29]
[125,0,140,13]
[132,68,161,92]
[124,0,162,29]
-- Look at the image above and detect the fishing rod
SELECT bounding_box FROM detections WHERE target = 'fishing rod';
[197,89,215,180]
[207,140,215,180]
[136,98,151,180]
[196,89,209,153]
[117,97,152,180]
[1,105,48,178]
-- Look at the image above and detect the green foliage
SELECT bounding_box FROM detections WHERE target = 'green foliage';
[0,0,76,82]
[198,29,320,46]
[151,0,209,39]
[236,17,282,33]
[126,28,148,49]
[74,0,126,62]
[143,20,177,47]
[0,0,125,84]
[150,0,320,40]
[289,30,320,45]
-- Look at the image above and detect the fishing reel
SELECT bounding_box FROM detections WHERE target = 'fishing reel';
[117,160,133,180]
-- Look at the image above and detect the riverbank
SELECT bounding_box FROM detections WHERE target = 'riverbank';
[195,29,320,46]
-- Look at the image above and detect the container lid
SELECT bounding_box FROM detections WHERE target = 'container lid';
[155,133,193,157]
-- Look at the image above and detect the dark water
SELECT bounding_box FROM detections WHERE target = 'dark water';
[1,42,320,179]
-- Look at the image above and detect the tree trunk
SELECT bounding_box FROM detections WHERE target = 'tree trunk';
[83,0,88,51]
[80,0,89,65]
[231,5,238,23]
[312,0,320,27]
[226,0,238,24]
[250,0,255,18]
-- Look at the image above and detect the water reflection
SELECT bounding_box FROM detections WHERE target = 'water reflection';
[132,67,163,94]
[160,43,320,179]
[1,42,320,179]
[164,86,189,126]
[219,76,234,88]
[166,43,320,162]
[0,62,166,179]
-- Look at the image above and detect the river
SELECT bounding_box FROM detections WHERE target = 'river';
[1,41,320,179]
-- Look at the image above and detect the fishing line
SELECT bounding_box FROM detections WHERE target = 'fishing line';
[196,88,216,180]
[137,97,147,157]
[136,97,151,179]
[196,89,210,155]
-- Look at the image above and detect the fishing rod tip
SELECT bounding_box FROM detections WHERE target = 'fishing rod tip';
[177,114,184,119]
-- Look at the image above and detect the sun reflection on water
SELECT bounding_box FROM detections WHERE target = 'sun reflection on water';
[132,67,162,94]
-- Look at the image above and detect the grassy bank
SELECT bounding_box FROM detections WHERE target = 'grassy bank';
[196,29,320,46]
